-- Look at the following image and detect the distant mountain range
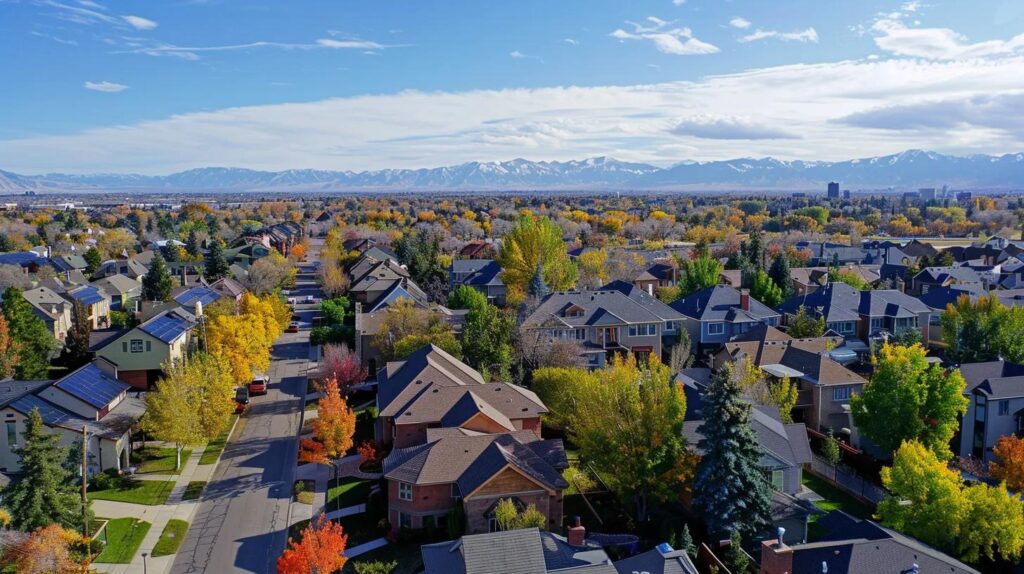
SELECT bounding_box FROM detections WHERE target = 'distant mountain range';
[2,150,1023,193]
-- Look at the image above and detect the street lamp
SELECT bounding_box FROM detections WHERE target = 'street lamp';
[142,552,148,574]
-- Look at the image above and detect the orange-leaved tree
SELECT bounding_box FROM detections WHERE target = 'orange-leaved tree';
[6,524,90,574]
[314,377,356,459]
[992,434,1024,490]
[298,438,328,466]
[277,514,348,574]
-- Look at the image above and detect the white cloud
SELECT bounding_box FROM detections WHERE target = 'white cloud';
[564,38,579,46]
[740,27,818,43]
[729,17,752,30]
[121,15,157,30]
[510,50,525,58]
[316,38,386,50]
[610,16,718,55]
[871,16,1024,60]
[115,38,397,60]
[671,0,686,5]
[6,57,1024,173]
[83,80,128,92]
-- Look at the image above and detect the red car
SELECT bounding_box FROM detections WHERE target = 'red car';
[286,321,300,333]
[249,375,269,396]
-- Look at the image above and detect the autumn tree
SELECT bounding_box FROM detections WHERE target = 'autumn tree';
[0,314,20,379]
[5,409,82,531]
[2,287,56,380]
[692,362,772,539]
[206,296,279,386]
[319,344,367,394]
[246,252,297,295]
[497,216,577,299]
[786,306,826,338]
[576,249,608,289]
[373,298,461,360]
[314,378,357,460]
[942,294,1024,364]
[493,498,547,531]
[2,524,90,574]
[142,252,173,301]
[991,434,1024,490]
[563,355,689,523]
[850,343,967,460]
[277,514,348,574]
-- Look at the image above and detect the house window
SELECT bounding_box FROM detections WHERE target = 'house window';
[870,318,883,331]
[771,470,784,491]
[146,341,151,352]
[130,339,144,353]
[5,422,15,446]
[488,517,499,532]
[628,324,657,337]
[575,328,586,340]
[975,395,987,422]
[833,387,853,402]
[399,512,412,529]
[707,323,725,335]
[840,322,856,334]
[1000,400,1010,416]
[398,482,413,501]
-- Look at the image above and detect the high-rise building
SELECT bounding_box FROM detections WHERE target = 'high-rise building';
[827,181,840,199]
[919,188,936,201]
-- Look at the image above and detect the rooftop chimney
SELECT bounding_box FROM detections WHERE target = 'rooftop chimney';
[567,516,586,547]
[740,289,751,311]
[181,266,188,286]
[759,528,792,574]
[194,301,203,318]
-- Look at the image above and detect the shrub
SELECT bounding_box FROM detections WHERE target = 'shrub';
[354,560,398,574]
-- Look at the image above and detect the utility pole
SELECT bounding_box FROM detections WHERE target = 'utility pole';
[81,426,90,538]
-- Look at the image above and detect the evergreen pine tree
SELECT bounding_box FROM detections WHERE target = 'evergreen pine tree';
[60,300,92,369]
[204,239,230,282]
[724,532,751,574]
[5,409,84,531]
[528,264,550,299]
[142,252,173,301]
[2,287,56,380]
[0,233,12,252]
[186,229,202,258]
[679,524,697,557]
[768,253,793,299]
[692,362,773,539]
[83,247,102,276]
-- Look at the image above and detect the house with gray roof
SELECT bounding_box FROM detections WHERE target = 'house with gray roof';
[421,527,615,574]
[760,511,978,574]
[957,359,1024,462]
[670,285,780,352]
[777,282,930,344]
[912,265,985,294]
[94,308,196,389]
[0,358,143,474]
[375,344,547,448]
[92,273,142,311]
[22,285,72,343]
[613,543,698,574]
[521,288,683,368]
[450,259,506,306]
[383,428,568,536]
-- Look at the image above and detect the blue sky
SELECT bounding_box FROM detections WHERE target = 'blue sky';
[2,0,1024,173]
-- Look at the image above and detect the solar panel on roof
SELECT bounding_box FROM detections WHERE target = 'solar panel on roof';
[55,364,128,408]
[11,394,78,427]
[174,287,221,307]
[141,314,190,344]
[71,286,105,306]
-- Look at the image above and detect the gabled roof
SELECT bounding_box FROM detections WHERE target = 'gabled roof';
[174,286,223,308]
[960,360,1024,399]
[683,404,812,469]
[138,310,195,344]
[67,285,106,306]
[210,277,246,298]
[92,274,141,296]
[453,259,504,287]
[600,280,685,322]
[54,362,128,409]
[670,284,778,322]
[613,544,698,574]
[421,528,615,574]
[523,289,674,329]
[377,344,486,414]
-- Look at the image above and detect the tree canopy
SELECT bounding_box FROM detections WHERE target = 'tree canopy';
[497,216,577,299]
[2,287,56,380]
[4,409,83,531]
[941,294,1024,364]
[142,252,173,301]
[276,514,349,574]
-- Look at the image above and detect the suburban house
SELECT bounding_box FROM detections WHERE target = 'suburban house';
[788,265,881,296]
[92,274,142,312]
[422,527,616,574]
[633,262,677,295]
[353,303,467,378]
[777,282,931,345]
[209,277,247,303]
[65,285,110,329]
[223,242,273,268]
[94,307,197,389]
[0,251,55,274]
[712,325,867,445]
[912,266,985,294]
[244,221,303,256]
[613,544,698,574]
[93,257,148,281]
[375,344,547,448]
[670,285,780,352]
[957,360,1024,462]
[457,240,497,260]
[348,258,428,309]
[0,359,144,474]
[759,511,978,574]
[383,428,568,535]
[683,403,816,544]
[174,285,224,310]
[22,286,72,343]
[449,259,506,306]
[521,288,683,368]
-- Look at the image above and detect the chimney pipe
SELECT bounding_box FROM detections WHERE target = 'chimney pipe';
[567,517,586,547]
[181,265,187,286]
[740,289,750,311]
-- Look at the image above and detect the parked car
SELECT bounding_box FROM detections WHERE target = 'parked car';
[286,321,300,333]
[234,387,250,413]
[249,374,269,395]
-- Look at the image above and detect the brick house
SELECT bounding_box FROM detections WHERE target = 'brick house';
[383,428,568,535]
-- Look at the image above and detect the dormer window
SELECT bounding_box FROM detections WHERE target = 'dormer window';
[563,305,585,318]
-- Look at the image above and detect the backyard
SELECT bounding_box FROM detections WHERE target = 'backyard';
[802,472,876,540]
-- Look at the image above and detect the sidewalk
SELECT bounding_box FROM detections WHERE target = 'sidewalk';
[93,418,237,574]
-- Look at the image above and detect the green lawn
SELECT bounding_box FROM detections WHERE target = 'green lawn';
[199,414,238,465]
[183,481,206,501]
[94,518,151,563]
[802,473,876,540]
[91,478,176,506]
[338,507,386,546]
[152,519,190,557]
[327,477,372,510]
[132,447,192,474]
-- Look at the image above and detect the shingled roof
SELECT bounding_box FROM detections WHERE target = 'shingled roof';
[670,284,779,323]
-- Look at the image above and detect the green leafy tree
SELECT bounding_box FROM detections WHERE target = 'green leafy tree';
[497,216,577,298]
[676,251,723,299]
[828,268,872,290]
[564,356,688,523]
[353,561,399,574]
[2,287,56,380]
[768,254,793,299]
[850,343,967,459]
[59,300,91,370]
[767,376,798,423]
[787,306,826,338]
[692,362,772,539]
[959,481,1024,563]
[142,252,173,301]
[319,296,351,325]
[83,247,102,276]
[447,285,487,311]
[492,498,547,531]
[531,367,599,430]
[823,430,842,466]
[941,294,1024,364]
[5,408,83,531]
[750,270,783,308]
[203,238,230,282]
[462,300,516,381]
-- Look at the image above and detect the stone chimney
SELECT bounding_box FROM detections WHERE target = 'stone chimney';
[760,528,792,574]
[740,289,751,311]
[567,516,586,547]
[181,266,188,286]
